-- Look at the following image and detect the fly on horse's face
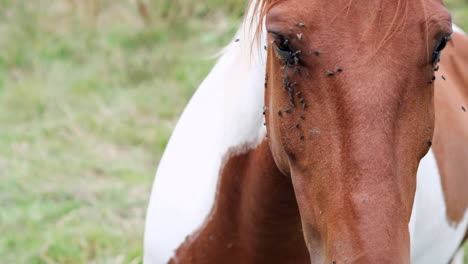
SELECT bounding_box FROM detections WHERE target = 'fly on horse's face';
[263,0,452,262]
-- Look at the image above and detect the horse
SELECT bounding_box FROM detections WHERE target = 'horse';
[144,0,468,263]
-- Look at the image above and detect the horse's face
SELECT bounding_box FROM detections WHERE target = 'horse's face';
[264,0,451,262]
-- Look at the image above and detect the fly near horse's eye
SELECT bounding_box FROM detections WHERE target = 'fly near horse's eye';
[432,34,452,64]
[269,32,293,59]
[273,36,290,52]
[274,41,292,58]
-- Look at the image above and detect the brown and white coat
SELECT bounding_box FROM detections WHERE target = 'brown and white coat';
[144,1,468,263]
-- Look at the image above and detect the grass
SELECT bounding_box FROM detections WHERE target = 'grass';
[446,0,468,30]
[0,0,466,263]
[0,0,243,263]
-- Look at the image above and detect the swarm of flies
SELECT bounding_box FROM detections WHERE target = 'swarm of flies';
[266,22,347,141]
[274,24,311,141]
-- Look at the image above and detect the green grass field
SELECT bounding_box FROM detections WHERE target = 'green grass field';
[0,0,466,263]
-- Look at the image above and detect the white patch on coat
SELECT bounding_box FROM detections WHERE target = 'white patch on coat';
[410,149,468,264]
[143,2,267,263]
[451,247,465,264]
[453,24,465,35]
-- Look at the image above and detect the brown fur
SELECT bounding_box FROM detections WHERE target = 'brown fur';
[169,141,309,264]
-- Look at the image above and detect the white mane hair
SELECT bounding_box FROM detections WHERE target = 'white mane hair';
[143,1,267,263]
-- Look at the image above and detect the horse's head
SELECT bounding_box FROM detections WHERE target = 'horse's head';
[262,0,452,262]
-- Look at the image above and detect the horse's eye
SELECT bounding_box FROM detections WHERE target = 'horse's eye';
[271,34,293,59]
[432,34,452,64]
[273,37,291,52]
[436,35,451,52]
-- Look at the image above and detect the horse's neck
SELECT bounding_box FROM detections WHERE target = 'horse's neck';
[220,6,267,148]
[409,26,468,262]
[169,140,309,264]
[164,4,311,260]
[431,27,468,224]
[144,3,270,263]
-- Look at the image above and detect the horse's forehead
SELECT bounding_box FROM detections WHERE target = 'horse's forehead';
[268,0,449,30]
[265,0,452,71]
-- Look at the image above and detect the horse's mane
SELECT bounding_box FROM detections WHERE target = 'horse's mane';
[248,0,281,38]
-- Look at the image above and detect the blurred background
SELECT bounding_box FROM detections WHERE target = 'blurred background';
[0,0,466,263]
